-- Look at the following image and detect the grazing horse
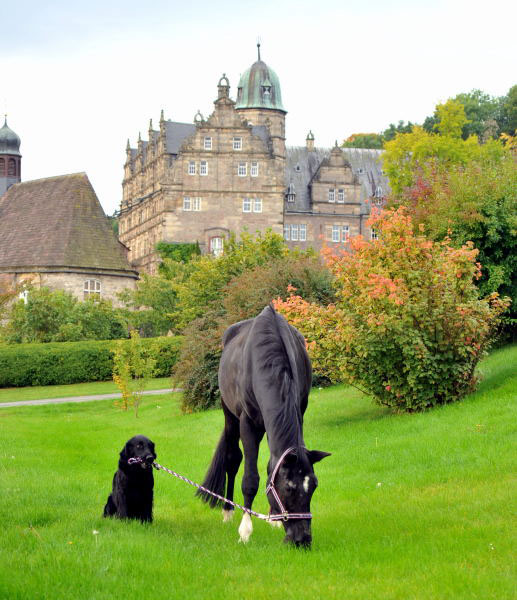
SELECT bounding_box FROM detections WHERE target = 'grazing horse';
[198,304,330,548]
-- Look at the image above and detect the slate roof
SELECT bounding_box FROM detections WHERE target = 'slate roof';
[285,147,329,212]
[285,147,390,214]
[164,121,197,154]
[0,173,137,276]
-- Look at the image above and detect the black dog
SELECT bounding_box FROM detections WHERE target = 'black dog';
[103,435,157,523]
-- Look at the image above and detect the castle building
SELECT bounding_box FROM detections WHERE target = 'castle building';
[119,46,388,274]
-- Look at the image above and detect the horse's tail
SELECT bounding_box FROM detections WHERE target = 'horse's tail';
[196,429,227,508]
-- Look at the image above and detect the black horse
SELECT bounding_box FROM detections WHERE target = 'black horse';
[198,304,330,547]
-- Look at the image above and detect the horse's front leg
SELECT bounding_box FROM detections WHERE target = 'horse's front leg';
[238,415,264,543]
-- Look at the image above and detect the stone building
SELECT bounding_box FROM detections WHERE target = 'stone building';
[119,46,388,274]
[0,172,138,304]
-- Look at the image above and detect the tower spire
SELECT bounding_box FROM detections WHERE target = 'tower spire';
[257,39,261,61]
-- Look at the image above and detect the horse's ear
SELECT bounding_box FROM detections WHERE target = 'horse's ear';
[307,450,331,465]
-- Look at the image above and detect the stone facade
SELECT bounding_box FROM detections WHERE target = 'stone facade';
[1,271,134,308]
[119,51,388,274]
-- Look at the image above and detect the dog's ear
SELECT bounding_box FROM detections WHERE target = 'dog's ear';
[119,442,129,463]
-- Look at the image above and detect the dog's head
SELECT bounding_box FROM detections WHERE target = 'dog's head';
[119,435,156,471]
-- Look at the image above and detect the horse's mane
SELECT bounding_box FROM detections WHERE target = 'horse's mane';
[250,305,305,447]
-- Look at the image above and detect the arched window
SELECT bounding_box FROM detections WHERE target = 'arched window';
[8,159,16,177]
[0,158,4,176]
[210,236,224,257]
[84,279,101,300]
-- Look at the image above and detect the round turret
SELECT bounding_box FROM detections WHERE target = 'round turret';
[0,117,21,156]
[235,45,285,113]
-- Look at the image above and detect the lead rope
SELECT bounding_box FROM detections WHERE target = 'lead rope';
[128,450,312,522]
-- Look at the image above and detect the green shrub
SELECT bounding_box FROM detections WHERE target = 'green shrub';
[0,336,182,388]
[276,208,510,412]
[2,287,128,343]
[175,255,337,412]
[173,311,223,413]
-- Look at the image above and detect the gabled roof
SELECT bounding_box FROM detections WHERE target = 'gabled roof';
[0,173,137,277]
[285,147,390,214]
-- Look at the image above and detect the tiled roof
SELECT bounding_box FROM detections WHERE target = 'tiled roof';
[0,173,137,276]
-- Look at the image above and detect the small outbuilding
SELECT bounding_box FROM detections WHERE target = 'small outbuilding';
[0,172,138,304]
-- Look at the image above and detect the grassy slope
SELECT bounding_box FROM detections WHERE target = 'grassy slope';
[0,377,172,403]
[0,345,515,600]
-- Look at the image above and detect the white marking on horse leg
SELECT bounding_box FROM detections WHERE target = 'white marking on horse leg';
[303,475,310,493]
[222,509,234,522]
[269,519,283,529]
[238,513,253,543]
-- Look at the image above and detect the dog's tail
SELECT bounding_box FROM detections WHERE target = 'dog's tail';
[196,430,229,508]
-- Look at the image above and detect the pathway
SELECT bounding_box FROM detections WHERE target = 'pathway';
[0,388,180,408]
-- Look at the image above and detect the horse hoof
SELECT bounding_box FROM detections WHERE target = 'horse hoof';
[222,509,234,523]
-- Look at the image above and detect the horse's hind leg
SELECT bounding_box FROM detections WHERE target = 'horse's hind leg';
[221,403,242,522]
[238,415,264,543]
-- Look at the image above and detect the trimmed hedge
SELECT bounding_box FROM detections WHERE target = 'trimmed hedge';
[0,336,183,388]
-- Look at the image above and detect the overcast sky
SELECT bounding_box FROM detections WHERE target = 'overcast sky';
[3,0,516,215]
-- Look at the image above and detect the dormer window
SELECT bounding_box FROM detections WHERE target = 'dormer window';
[286,183,296,203]
[262,78,272,97]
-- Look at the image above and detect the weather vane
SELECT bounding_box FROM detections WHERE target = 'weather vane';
[257,36,261,61]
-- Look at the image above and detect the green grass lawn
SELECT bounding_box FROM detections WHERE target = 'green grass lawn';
[0,377,173,403]
[1,345,515,600]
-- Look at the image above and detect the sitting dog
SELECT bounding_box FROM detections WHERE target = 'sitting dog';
[103,435,157,523]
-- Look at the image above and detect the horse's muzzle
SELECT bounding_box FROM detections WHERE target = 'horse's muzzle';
[284,521,312,549]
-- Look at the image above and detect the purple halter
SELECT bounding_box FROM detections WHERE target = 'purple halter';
[265,446,313,521]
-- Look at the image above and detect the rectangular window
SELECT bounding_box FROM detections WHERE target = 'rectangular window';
[192,197,202,211]
[238,162,247,176]
[251,162,259,177]
[328,189,335,203]
[242,198,252,213]
[338,189,345,203]
[299,224,307,241]
[371,229,379,240]
[233,137,242,150]
[253,198,262,213]
[188,161,196,175]
[284,225,290,241]
[183,197,191,211]
[332,225,340,242]
[342,225,349,241]
[204,137,212,150]
[291,224,299,241]
[200,161,208,176]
